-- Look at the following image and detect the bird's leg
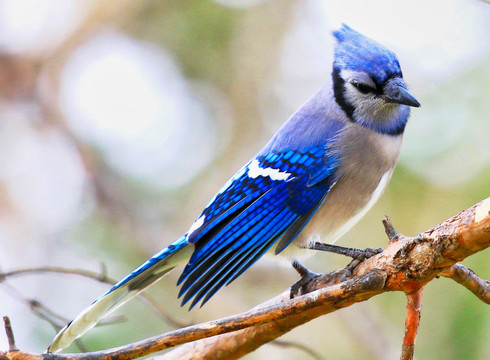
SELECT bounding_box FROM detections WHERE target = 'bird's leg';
[290,260,321,299]
[308,241,382,259]
[306,241,383,279]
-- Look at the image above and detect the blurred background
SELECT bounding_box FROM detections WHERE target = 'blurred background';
[0,0,488,359]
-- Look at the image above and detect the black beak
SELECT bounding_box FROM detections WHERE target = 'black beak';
[383,79,421,107]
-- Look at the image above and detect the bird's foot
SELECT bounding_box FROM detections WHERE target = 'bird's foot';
[340,247,383,281]
[308,242,383,260]
[351,246,383,260]
[290,260,321,299]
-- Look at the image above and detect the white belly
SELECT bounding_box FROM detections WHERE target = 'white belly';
[278,169,393,261]
[323,170,391,244]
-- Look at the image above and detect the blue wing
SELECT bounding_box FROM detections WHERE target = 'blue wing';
[178,146,340,308]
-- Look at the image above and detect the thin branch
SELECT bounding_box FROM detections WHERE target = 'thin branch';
[270,339,324,360]
[3,317,18,352]
[136,295,190,329]
[400,289,423,360]
[337,305,398,360]
[439,264,490,304]
[28,299,72,330]
[0,266,189,329]
[0,266,111,284]
[0,282,70,329]
[0,282,122,354]
[382,215,398,242]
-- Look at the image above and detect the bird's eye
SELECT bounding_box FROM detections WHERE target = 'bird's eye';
[351,81,373,94]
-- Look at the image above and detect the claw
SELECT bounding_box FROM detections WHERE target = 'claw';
[290,260,320,298]
[351,247,383,261]
[341,247,383,281]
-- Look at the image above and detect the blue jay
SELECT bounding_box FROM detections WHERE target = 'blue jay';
[48,24,420,352]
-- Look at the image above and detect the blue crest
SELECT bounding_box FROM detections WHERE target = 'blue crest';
[333,24,402,84]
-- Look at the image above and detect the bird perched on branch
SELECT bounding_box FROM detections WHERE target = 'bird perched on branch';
[48,24,420,353]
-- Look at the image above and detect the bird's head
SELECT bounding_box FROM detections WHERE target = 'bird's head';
[332,24,420,135]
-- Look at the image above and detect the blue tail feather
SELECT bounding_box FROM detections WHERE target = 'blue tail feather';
[100,236,190,298]
[47,236,192,353]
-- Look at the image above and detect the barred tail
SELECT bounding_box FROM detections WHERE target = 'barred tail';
[47,236,192,353]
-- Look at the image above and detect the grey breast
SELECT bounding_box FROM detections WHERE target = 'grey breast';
[295,124,403,247]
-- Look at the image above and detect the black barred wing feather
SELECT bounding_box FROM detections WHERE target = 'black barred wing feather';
[178,147,340,308]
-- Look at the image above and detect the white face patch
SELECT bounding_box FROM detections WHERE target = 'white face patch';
[247,159,291,181]
[187,214,205,237]
[341,69,376,88]
[340,69,406,128]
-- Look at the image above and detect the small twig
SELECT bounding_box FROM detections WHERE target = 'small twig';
[338,305,398,360]
[401,288,423,360]
[271,339,324,360]
[3,316,18,352]
[137,295,190,329]
[28,299,71,330]
[74,340,90,353]
[28,297,122,353]
[0,266,115,284]
[1,280,126,354]
[0,283,70,329]
[382,215,398,243]
[1,281,125,330]
[439,264,490,304]
[0,265,189,328]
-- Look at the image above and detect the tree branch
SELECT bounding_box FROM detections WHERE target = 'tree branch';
[400,289,423,360]
[159,198,489,359]
[268,339,324,360]
[1,198,488,360]
[438,263,490,304]
[3,317,18,352]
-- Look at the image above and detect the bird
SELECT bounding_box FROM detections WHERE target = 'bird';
[48,24,420,353]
